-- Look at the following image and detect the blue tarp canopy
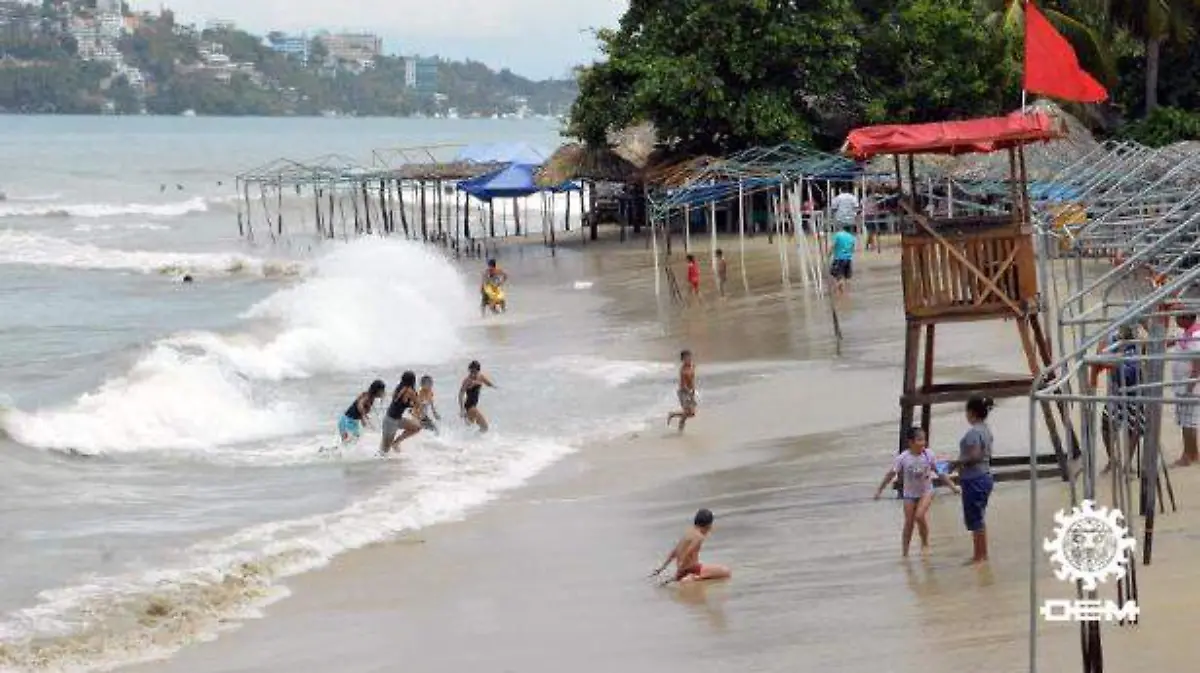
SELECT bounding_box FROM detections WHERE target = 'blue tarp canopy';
[659,177,783,210]
[454,142,549,165]
[1030,181,1081,203]
[458,164,580,201]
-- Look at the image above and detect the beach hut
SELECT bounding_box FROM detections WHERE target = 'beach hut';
[536,143,640,243]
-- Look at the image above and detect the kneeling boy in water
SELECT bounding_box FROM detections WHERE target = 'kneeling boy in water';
[651,508,731,585]
[339,380,386,444]
[418,375,441,434]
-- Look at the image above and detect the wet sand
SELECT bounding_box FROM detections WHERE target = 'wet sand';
[134,234,1200,673]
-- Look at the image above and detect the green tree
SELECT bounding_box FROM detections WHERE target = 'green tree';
[859,0,1015,123]
[108,74,141,114]
[569,0,862,153]
[1107,0,1200,114]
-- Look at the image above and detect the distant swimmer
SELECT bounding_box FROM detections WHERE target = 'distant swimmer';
[650,508,731,585]
[381,371,422,454]
[666,350,697,432]
[874,427,957,558]
[459,360,496,433]
[339,379,386,444]
[481,259,508,316]
[182,274,194,284]
[418,374,441,435]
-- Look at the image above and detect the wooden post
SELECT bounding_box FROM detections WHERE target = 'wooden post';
[549,192,557,253]
[565,188,572,232]
[419,180,428,241]
[589,180,599,241]
[314,187,323,237]
[327,186,335,239]
[396,180,410,238]
[920,323,936,438]
[513,197,522,236]
[488,199,496,238]
[436,179,444,243]
[684,204,691,253]
[462,192,471,251]
[380,180,391,234]
[350,183,361,235]
[738,181,748,292]
[276,178,283,236]
[361,182,372,234]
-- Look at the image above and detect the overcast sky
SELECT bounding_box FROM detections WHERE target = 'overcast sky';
[128,1,626,79]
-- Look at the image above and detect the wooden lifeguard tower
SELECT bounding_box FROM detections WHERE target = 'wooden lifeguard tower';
[845,111,1074,481]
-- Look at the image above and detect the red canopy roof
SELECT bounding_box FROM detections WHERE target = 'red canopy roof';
[843,111,1061,160]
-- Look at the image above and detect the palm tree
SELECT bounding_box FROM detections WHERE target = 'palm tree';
[1107,0,1200,114]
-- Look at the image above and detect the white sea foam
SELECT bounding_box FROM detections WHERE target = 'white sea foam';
[0,430,580,671]
[0,230,299,277]
[0,197,209,219]
[72,222,170,233]
[535,355,674,387]
[1,239,470,455]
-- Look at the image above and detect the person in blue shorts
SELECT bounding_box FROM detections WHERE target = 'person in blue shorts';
[829,224,857,295]
[339,380,386,444]
[954,396,995,565]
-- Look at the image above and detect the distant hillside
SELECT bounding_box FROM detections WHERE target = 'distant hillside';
[0,4,577,117]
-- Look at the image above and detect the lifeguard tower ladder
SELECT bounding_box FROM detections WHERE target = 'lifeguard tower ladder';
[845,111,1075,480]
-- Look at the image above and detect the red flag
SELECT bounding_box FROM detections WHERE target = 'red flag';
[1023,2,1107,103]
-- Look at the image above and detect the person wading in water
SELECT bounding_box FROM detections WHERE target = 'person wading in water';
[459,360,497,433]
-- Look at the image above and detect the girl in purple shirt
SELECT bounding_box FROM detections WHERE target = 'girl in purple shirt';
[875,428,959,557]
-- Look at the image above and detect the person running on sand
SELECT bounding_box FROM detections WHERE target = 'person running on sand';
[954,396,995,564]
[338,379,386,444]
[875,427,958,557]
[715,249,728,297]
[459,360,496,433]
[650,508,731,585]
[666,350,697,432]
[381,371,422,454]
[829,225,856,295]
[418,375,441,435]
[686,254,702,304]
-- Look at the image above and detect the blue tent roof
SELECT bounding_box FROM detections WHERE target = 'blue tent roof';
[1030,182,1081,203]
[458,164,540,201]
[454,142,549,165]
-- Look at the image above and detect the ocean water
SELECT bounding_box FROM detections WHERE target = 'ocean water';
[0,116,764,671]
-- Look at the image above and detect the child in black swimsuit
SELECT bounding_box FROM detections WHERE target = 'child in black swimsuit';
[381,371,422,454]
[459,360,497,433]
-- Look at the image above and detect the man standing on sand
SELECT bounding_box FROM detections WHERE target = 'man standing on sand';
[715,249,728,297]
[829,225,857,295]
[650,508,732,585]
[832,188,859,229]
[667,350,697,431]
[1171,312,1200,466]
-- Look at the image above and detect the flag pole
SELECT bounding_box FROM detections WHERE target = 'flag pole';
[1021,0,1029,112]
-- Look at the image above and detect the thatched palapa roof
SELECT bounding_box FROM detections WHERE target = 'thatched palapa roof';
[535,143,640,187]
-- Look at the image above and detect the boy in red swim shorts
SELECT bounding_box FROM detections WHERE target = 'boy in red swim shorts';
[685,254,702,304]
[650,508,732,585]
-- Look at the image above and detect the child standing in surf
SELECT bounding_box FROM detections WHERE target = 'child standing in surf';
[418,375,441,434]
[875,427,958,557]
[459,360,496,433]
[667,350,698,432]
[338,380,386,444]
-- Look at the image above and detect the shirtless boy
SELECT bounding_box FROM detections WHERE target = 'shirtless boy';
[650,508,731,585]
[666,349,697,431]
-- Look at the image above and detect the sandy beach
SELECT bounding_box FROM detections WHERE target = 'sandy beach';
[122,233,1200,673]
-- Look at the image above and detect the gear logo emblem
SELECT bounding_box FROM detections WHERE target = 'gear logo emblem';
[1044,500,1136,591]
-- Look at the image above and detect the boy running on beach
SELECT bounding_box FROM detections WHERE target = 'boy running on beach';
[418,375,441,435]
[686,254,702,304]
[875,427,958,557]
[666,350,697,432]
[715,249,728,297]
[650,508,731,585]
